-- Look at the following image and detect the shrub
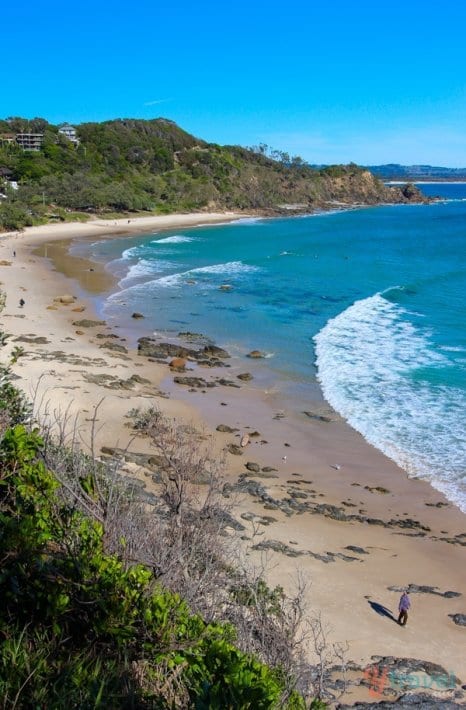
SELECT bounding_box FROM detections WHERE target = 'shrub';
[0,424,307,708]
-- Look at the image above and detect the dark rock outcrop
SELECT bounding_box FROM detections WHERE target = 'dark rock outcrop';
[72,319,106,328]
[345,545,368,555]
[387,584,461,598]
[99,341,128,353]
[201,344,230,359]
[226,443,243,456]
[245,462,260,473]
[100,446,165,470]
[173,376,210,388]
[216,424,239,433]
[449,613,466,626]
[138,339,198,359]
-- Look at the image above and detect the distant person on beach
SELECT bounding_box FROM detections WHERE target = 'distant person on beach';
[398,590,411,626]
[13,250,16,257]
[19,298,25,308]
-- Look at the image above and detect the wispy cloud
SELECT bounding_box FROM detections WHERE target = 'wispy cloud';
[143,98,173,107]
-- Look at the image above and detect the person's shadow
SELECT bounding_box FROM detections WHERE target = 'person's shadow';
[368,600,398,623]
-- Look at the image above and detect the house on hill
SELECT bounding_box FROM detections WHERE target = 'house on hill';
[0,134,16,146]
[15,133,44,151]
[58,124,79,145]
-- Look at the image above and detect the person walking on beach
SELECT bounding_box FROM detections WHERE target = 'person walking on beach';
[398,590,410,626]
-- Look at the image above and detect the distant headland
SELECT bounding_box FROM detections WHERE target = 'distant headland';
[363,163,466,181]
[0,116,427,231]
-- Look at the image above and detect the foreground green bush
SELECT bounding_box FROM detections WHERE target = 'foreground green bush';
[0,425,305,708]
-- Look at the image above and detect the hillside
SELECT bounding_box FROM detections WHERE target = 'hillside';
[0,422,309,708]
[0,117,426,230]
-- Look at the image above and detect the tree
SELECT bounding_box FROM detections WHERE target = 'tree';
[0,201,32,230]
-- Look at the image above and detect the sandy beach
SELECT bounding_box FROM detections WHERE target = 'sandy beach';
[0,213,465,705]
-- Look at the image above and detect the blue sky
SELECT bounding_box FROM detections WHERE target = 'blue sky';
[3,0,466,166]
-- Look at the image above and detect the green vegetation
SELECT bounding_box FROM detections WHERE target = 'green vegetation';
[0,408,306,705]
[0,311,335,707]
[0,115,396,230]
[0,427,303,708]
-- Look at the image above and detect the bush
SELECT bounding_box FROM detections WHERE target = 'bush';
[0,424,306,708]
[0,201,33,230]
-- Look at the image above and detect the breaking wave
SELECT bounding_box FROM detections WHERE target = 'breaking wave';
[314,292,466,511]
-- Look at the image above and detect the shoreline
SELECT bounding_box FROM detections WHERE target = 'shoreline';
[0,213,465,700]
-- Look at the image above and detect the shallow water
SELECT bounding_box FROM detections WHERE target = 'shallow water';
[75,184,466,511]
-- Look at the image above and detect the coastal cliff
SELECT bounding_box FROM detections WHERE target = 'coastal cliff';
[0,117,425,230]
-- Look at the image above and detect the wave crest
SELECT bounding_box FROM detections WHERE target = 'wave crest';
[152,235,195,244]
[314,293,466,511]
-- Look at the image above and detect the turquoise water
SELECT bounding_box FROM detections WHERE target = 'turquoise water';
[77,184,466,511]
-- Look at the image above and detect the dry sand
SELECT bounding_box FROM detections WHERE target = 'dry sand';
[0,213,464,705]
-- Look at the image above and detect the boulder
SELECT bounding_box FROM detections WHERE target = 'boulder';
[237,372,253,381]
[131,312,144,319]
[138,338,198,359]
[216,424,239,433]
[247,350,265,358]
[169,357,187,371]
[202,344,230,359]
[245,461,260,472]
[226,443,243,456]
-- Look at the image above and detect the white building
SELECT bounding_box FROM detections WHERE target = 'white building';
[58,124,79,145]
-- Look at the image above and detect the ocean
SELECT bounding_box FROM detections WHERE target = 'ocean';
[74,183,466,512]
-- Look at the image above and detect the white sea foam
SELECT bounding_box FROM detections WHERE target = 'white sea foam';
[152,235,195,244]
[314,293,466,512]
[148,272,185,288]
[234,217,264,225]
[147,261,260,288]
[112,260,260,296]
[121,246,142,260]
[190,261,259,276]
[118,259,178,288]
[439,345,466,353]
